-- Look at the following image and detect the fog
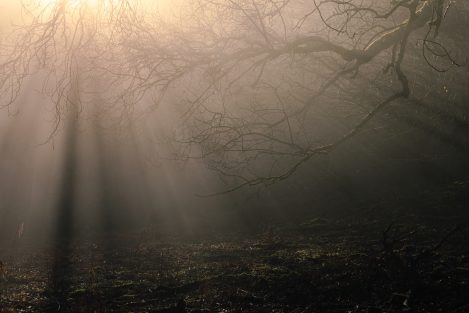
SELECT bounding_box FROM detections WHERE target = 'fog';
[0,1,468,311]
[0,0,468,238]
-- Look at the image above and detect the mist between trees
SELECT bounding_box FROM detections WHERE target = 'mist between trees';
[0,0,468,236]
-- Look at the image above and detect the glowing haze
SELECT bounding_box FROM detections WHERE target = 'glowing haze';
[0,0,228,241]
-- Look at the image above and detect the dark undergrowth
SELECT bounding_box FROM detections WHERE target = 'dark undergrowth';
[1,181,469,313]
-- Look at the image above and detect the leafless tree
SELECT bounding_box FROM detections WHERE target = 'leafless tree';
[0,0,465,193]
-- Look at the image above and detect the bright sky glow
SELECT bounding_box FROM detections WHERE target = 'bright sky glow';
[0,0,174,34]
[39,0,100,7]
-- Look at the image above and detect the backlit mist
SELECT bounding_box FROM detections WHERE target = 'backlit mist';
[0,1,468,312]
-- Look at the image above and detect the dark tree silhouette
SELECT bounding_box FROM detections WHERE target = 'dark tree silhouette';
[0,0,465,192]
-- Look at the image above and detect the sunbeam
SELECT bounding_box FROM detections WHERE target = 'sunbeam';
[1,0,469,312]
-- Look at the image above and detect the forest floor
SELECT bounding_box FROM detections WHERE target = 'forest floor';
[1,182,469,312]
